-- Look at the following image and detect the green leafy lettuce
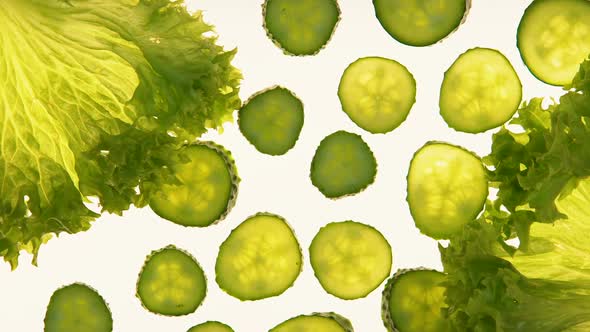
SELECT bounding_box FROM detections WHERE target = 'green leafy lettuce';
[0,0,241,268]
[441,57,590,332]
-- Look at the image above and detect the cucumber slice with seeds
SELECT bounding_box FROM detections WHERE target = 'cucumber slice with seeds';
[310,221,392,300]
[136,245,207,316]
[439,48,522,133]
[338,57,416,134]
[382,269,449,332]
[310,131,377,199]
[187,321,234,332]
[407,142,487,239]
[44,283,113,332]
[149,142,238,227]
[373,0,470,47]
[238,86,304,155]
[270,312,354,332]
[215,213,302,301]
[263,0,340,56]
[517,0,590,86]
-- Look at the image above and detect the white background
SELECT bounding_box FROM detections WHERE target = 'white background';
[0,0,564,331]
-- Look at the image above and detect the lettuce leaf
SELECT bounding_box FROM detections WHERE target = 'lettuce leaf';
[0,0,241,268]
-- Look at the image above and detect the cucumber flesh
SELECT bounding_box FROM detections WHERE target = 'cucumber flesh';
[439,47,522,133]
[407,142,487,239]
[263,0,340,55]
[44,283,112,332]
[270,312,354,332]
[338,57,416,134]
[149,142,238,227]
[310,221,392,300]
[382,269,449,332]
[239,86,304,155]
[517,0,590,86]
[373,0,469,46]
[215,213,302,301]
[187,321,234,332]
[310,131,377,199]
[136,245,207,316]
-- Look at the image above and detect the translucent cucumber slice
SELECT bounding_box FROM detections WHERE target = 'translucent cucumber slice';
[338,57,416,134]
[310,221,392,300]
[44,283,112,332]
[263,0,340,55]
[136,245,207,316]
[373,0,470,47]
[149,142,238,227]
[310,131,377,198]
[439,47,522,133]
[517,0,590,86]
[238,86,304,155]
[382,269,449,332]
[187,321,234,332]
[270,312,354,332]
[407,142,487,239]
[215,213,302,301]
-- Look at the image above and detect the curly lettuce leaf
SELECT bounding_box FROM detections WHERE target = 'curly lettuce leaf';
[0,0,241,268]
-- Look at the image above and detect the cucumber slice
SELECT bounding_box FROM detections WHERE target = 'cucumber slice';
[136,245,207,316]
[439,47,522,133]
[187,321,234,332]
[270,312,354,332]
[338,57,417,134]
[238,86,304,155]
[407,142,487,239]
[149,142,238,227]
[517,0,590,86]
[310,221,392,300]
[44,283,112,332]
[373,0,470,47]
[310,131,377,199]
[382,269,449,332]
[263,0,340,56]
[215,213,302,301]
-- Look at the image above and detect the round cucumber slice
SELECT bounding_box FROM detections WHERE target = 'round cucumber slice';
[439,47,522,133]
[187,321,234,332]
[382,269,449,332]
[270,312,354,332]
[373,0,470,47]
[517,0,590,86]
[149,142,238,227]
[44,283,112,332]
[407,142,487,239]
[238,86,304,155]
[136,245,207,316]
[263,0,340,55]
[310,221,392,300]
[338,57,417,134]
[215,213,302,301]
[310,131,377,199]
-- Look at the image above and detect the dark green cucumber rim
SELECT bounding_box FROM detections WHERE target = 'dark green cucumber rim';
[439,47,523,133]
[187,320,234,332]
[309,220,393,300]
[337,56,417,134]
[215,211,303,301]
[406,141,488,240]
[237,85,305,156]
[310,130,378,200]
[373,0,472,47]
[271,312,355,332]
[381,268,444,332]
[44,282,113,332]
[135,244,207,317]
[515,0,589,86]
[261,0,342,56]
[150,140,240,227]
